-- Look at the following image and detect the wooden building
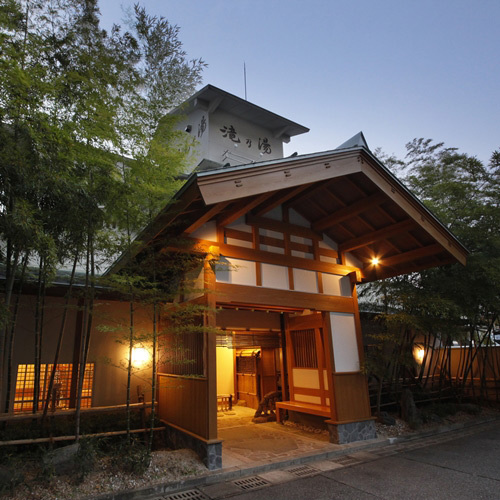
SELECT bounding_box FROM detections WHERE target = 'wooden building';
[109,86,468,469]
[2,86,467,470]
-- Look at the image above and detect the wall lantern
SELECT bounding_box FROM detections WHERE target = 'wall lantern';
[131,347,150,368]
[414,346,425,364]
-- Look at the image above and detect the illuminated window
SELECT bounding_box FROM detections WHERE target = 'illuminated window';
[14,363,94,413]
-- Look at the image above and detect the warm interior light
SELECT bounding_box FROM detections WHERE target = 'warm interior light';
[131,347,150,368]
[371,257,380,266]
[415,347,425,364]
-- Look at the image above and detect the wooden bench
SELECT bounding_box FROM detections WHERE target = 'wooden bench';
[217,394,233,412]
[275,401,331,424]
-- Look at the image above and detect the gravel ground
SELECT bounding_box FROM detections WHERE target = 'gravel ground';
[3,448,206,500]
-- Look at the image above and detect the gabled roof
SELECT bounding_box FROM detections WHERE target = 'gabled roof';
[335,131,370,151]
[172,84,309,141]
[108,133,467,282]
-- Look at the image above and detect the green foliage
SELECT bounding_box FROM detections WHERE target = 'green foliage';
[0,0,205,418]
[360,139,500,401]
[110,437,151,475]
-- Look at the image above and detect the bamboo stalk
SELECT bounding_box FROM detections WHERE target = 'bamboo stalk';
[0,402,157,422]
[0,427,166,447]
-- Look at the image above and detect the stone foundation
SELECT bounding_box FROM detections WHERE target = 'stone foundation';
[164,425,222,470]
[326,419,377,444]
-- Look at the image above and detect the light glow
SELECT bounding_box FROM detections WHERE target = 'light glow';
[415,347,425,364]
[371,257,380,266]
[131,347,150,368]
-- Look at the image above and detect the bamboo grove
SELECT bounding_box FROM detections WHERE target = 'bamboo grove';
[0,0,205,449]
[360,139,500,413]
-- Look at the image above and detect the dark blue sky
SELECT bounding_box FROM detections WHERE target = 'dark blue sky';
[99,0,499,165]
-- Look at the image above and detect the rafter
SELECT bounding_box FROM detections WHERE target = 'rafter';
[254,183,314,216]
[183,201,232,234]
[365,255,455,281]
[313,193,386,231]
[339,219,414,253]
[378,244,443,268]
[284,178,341,208]
[217,192,274,227]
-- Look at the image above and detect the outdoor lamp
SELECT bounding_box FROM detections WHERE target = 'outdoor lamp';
[131,347,150,368]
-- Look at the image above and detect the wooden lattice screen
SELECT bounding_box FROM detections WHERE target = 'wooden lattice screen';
[291,328,318,368]
[14,363,94,413]
[160,331,205,376]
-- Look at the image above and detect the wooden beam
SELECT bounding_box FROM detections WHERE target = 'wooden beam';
[247,214,321,241]
[217,192,275,227]
[176,236,358,277]
[312,193,386,231]
[358,153,467,265]
[196,152,361,205]
[183,201,232,234]
[225,227,337,257]
[217,241,359,277]
[339,219,414,253]
[375,244,443,269]
[254,183,314,216]
[365,255,456,282]
[215,282,356,313]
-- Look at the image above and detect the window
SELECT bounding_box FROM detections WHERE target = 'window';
[14,363,94,413]
[291,328,318,368]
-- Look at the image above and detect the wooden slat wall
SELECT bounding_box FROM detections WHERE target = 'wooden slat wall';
[157,374,209,439]
[332,372,371,422]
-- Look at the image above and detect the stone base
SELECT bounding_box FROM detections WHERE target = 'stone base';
[326,419,377,444]
[164,424,222,470]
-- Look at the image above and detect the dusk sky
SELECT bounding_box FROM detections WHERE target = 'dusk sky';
[99,0,499,165]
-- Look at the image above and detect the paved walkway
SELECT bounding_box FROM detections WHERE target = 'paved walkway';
[91,413,500,500]
[194,420,500,500]
[218,406,335,468]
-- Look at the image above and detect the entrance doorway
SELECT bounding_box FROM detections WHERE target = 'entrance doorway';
[215,307,283,416]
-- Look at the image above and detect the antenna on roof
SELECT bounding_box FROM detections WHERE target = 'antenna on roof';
[244,62,247,101]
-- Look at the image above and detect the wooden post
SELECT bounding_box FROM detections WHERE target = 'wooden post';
[322,311,338,421]
[204,256,218,441]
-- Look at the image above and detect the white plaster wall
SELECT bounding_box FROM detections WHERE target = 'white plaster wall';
[209,110,283,165]
[261,263,289,290]
[293,268,318,293]
[226,237,253,248]
[216,256,257,286]
[226,216,252,234]
[329,312,360,372]
[319,235,338,251]
[259,228,284,240]
[322,274,351,297]
[264,205,283,221]
[322,273,342,296]
[289,208,311,227]
[291,250,314,259]
[190,220,217,242]
[174,108,209,171]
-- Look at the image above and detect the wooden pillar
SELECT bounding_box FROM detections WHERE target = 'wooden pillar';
[204,256,218,441]
[322,311,338,422]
